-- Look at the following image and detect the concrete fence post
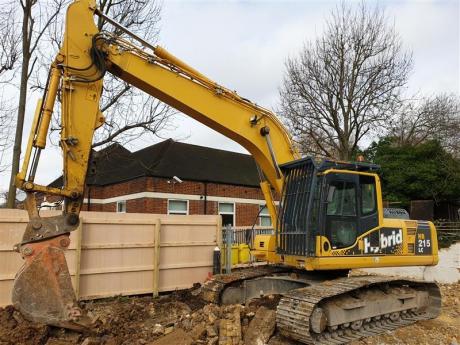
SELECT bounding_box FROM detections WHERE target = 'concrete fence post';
[225,225,232,274]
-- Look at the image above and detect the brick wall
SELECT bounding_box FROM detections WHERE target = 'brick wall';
[85,177,267,201]
[236,203,260,226]
[46,176,277,227]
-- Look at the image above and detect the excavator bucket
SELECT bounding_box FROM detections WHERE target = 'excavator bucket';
[12,235,92,331]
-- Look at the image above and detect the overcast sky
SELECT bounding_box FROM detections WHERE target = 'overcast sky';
[0,0,458,191]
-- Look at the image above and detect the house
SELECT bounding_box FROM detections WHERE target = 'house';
[49,139,274,227]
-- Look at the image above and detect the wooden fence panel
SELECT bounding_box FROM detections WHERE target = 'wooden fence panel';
[0,210,220,306]
[157,216,218,291]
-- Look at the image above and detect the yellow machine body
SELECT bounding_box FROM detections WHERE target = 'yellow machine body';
[252,218,438,270]
[252,169,438,270]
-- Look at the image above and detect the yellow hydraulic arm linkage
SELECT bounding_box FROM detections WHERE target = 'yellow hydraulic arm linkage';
[13,0,298,328]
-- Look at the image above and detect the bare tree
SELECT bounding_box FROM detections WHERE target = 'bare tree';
[6,0,66,208]
[94,0,175,148]
[0,5,20,76]
[0,189,26,208]
[0,190,7,208]
[389,94,460,156]
[279,2,412,160]
[0,94,15,172]
[0,5,20,172]
[44,0,175,150]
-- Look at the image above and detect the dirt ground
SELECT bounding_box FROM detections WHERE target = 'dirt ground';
[0,282,458,345]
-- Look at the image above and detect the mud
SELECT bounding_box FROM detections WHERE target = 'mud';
[0,306,49,345]
[0,289,205,345]
[0,283,458,345]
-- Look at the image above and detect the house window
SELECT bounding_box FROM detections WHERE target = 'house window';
[117,200,126,213]
[168,199,188,215]
[259,205,272,226]
[219,202,235,227]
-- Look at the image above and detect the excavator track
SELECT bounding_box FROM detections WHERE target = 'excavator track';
[201,266,290,303]
[277,275,441,345]
[202,268,441,344]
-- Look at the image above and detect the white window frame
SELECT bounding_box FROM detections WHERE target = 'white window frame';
[259,205,272,226]
[168,199,189,215]
[116,200,126,213]
[218,202,236,227]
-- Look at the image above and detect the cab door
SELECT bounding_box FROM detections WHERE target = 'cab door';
[323,174,359,250]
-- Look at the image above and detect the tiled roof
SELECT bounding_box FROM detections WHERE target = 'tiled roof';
[49,139,260,187]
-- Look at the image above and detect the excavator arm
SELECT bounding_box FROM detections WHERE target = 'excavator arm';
[17,0,298,226]
[13,0,298,328]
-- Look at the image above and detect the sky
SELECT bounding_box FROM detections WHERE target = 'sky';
[0,0,458,191]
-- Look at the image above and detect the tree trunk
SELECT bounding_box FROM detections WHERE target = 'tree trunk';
[6,2,32,208]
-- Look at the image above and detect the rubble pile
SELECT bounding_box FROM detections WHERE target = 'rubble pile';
[151,302,277,345]
[0,284,458,345]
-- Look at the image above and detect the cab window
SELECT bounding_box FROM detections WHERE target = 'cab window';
[360,176,376,215]
[327,181,357,216]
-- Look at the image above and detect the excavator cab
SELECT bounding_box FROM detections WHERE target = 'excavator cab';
[254,155,438,273]
[276,157,380,259]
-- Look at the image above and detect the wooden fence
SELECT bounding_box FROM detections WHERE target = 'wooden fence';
[435,221,460,248]
[0,210,222,307]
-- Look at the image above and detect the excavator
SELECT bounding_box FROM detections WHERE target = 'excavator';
[12,1,441,344]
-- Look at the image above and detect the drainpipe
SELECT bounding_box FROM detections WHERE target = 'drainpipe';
[204,181,208,214]
[87,186,91,211]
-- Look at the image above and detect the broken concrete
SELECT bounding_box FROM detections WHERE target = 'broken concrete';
[243,306,276,345]
[151,324,164,336]
[207,325,218,338]
[80,338,101,345]
[219,306,242,345]
[190,321,207,340]
[148,328,193,345]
